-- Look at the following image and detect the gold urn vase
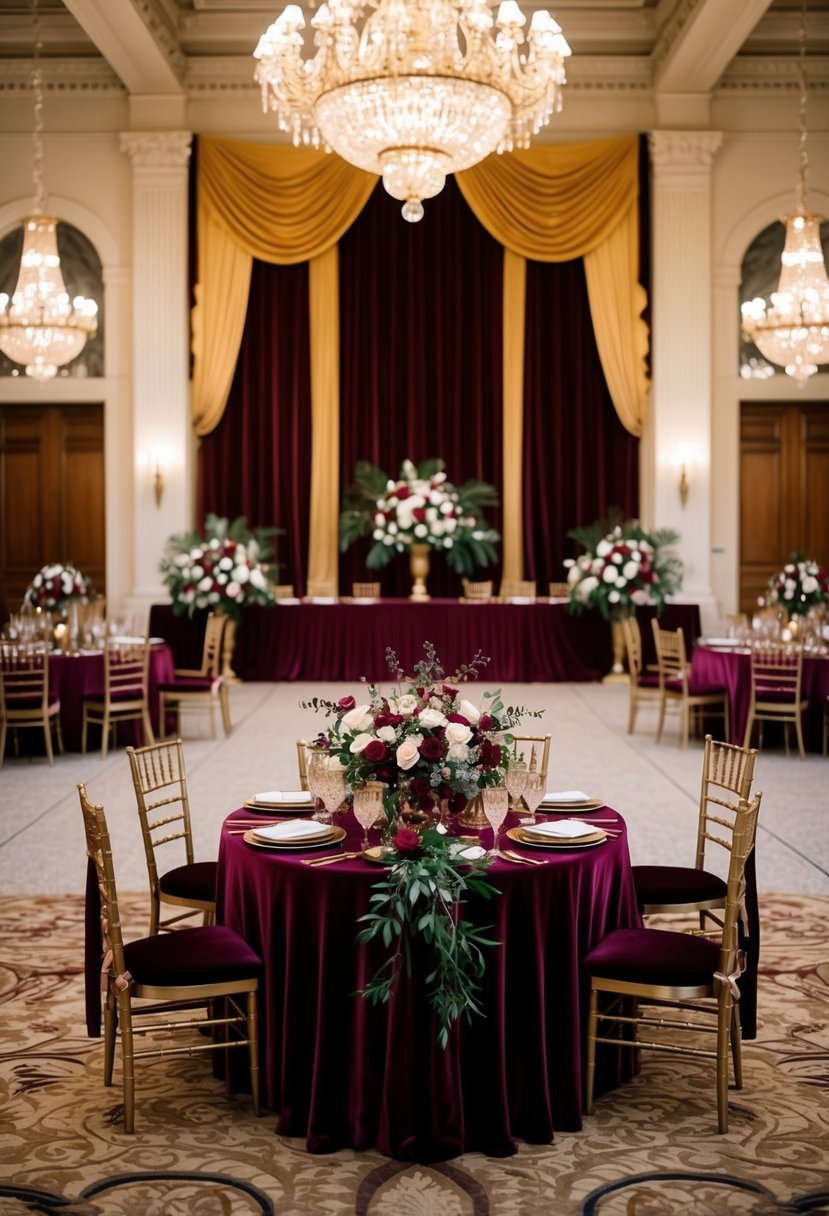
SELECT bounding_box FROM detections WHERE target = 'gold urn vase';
[409,543,431,602]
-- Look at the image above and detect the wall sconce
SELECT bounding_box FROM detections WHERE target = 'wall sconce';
[138,447,171,509]
[671,444,697,510]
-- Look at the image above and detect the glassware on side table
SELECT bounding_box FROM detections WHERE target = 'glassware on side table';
[482,786,509,858]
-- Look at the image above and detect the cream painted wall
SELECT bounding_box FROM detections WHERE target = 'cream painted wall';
[1,92,827,627]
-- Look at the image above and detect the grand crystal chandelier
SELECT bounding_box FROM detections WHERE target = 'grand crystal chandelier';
[254,0,570,222]
[0,0,97,381]
[740,1,829,385]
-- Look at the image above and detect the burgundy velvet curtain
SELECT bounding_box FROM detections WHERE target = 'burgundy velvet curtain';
[338,179,505,598]
[522,257,639,588]
[197,257,312,595]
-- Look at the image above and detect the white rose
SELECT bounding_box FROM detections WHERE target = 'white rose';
[414,524,428,539]
[579,575,599,599]
[602,565,618,584]
[457,699,481,724]
[419,707,447,728]
[232,565,250,584]
[377,725,397,743]
[608,590,621,603]
[191,565,204,580]
[219,556,233,571]
[447,742,469,762]
[445,722,472,746]
[198,576,212,591]
[396,738,422,770]
[349,732,375,754]
[622,561,639,581]
[226,581,241,599]
[596,540,611,557]
[174,553,189,567]
[249,567,267,590]
[342,704,374,731]
[394,694,419,716]
[612,551,624,564]
[802,575,818,594]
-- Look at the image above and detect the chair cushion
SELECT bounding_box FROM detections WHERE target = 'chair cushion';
[160,677,222,693]
[636,673,660,688]
[160,860,218,904]
[6,694,59,710]
[632,864,727,908]
[123,925,261,987]
[584,927,720,989]
[754,684,795,701]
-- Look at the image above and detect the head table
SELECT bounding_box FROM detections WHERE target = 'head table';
[216,806,641,1161]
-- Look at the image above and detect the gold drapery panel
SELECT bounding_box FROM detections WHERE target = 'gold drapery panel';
[192,135,648,594]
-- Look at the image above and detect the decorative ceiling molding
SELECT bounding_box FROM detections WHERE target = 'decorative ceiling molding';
[0,58,124,94]
[649,128,723,168]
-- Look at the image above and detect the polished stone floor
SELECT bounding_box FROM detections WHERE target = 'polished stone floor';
[1,679,827,897]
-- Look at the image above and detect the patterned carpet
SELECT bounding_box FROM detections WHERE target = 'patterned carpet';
[0,892,827,1216]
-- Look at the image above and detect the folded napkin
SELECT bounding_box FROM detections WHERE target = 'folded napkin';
[254,791,313,804]
[254,819,328,842]
[544,789,590,803]
[524,818,597,839]
[449,841,486,861]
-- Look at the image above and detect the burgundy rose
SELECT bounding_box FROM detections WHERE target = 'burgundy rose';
[478,713,494,732]
[446,712,470,726]
[374,766,394,783]
[375,711,404,730]
[363,739,388,763]
[479,739,502,769]
[410,775,432,798]
[396,486,409,500]
[419,737,443,762]
[413,507,427,522]
[448,793,468,814]
[337,695,356,713]
[393,827,421,854]
[441,685,458,700]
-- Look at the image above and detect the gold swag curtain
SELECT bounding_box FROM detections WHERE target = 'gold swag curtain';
[457,137,649,586]
[192,134,648,595]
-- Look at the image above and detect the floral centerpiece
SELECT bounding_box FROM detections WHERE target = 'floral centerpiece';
[160,513,280,621]
[24,562,93,611]
[302,641,542,1046]
[564,514,683,621]
[339,458,500,576]
[766,553,828,615]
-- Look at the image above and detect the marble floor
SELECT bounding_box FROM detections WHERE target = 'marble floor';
[0,678,827,898]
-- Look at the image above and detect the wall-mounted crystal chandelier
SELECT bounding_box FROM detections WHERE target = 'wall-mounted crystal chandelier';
[254,0,570,223]
[0,0,97,381]
[740,1,829,385]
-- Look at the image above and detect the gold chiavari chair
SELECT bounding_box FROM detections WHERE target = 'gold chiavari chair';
[158,612,231,739]
[352,582,381,600]
[506,733,551,783]
[460,580,493,603]
[78,781,261,1134]
[743,638,808,760]
[500,580,536,600]
[621,615,661,734]
[585,790,762,1134]
[548,582,570,600]
[0,641,63,766]
[652,622,729,748]
[82,636,155,757]
[272,584,296,599]
[126,739,217,935]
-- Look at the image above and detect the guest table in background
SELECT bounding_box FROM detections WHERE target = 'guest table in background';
[150,602,700,684]
[216,807,640,1160]
[48,644,173,751]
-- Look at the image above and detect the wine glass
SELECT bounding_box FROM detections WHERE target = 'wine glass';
[353,782,386,852]
[505,757,528,815]
[317,761,346,826]
[482,786,509,857]
[307,749,327,821]
[520,771,545,825]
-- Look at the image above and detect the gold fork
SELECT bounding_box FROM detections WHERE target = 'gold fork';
[498,849,546,866]
[302,850,364,867]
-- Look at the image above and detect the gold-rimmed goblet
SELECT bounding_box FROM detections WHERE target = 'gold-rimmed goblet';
[482,786,509,858]
[520,770,545,825]
[316,758,347,826]
[307,749,328,822]
[353,781,386,852]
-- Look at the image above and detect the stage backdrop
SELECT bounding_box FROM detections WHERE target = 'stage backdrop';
[194,138,646,597]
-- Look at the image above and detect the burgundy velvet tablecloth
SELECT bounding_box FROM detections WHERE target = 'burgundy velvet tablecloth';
[49,644,174,751]
[691,644,829,753]
[216,808,641,1160]
[150,601,701,685]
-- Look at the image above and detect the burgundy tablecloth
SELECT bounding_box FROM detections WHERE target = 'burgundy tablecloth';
[691,644,829,753]
[49,644,174,751]
[216,808,641,1160]
[149,601,701,685]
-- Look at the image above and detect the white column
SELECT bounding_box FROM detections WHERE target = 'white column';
[119,130,192,627]
[648,130,722,633]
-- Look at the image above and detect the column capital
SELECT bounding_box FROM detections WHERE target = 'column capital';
[648,130,723,170]
[119,131,192,169]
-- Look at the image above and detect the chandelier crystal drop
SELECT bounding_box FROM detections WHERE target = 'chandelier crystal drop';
[740,1,829,385]
[253,0,571,222]
[0,0,97,381]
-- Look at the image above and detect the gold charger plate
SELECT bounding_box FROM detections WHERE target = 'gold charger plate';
[506,826,607,850]
[243,798,315,814]
[243,826,346,851]
[363,845,398,865]
[540,798,604,812]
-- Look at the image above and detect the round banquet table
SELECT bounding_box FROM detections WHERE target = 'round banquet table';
[216,807,641,1161]
[48,642,174,751]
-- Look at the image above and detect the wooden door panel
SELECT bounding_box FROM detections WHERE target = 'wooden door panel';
[0,404,104,620]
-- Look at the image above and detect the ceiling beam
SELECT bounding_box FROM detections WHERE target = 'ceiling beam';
[654,0,774,95]
[61,0,184,95]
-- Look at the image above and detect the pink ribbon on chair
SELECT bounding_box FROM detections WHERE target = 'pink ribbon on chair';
[714,949,746,1000]
[100,949,132,996]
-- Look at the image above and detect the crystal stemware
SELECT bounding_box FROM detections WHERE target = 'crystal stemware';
[317,760,346,826]
[482,786,509,857]
[505,758,529,815]
[353,782,386,852]
[307,749,327,821]
[520,771,545,825]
